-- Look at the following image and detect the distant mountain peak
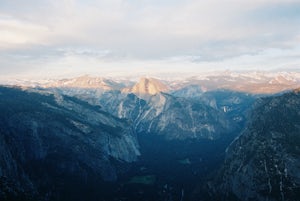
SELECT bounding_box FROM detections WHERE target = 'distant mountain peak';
[123,77,169,96]
[43,75,123,90]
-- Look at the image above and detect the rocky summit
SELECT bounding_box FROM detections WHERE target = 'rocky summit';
[122,77,169,97]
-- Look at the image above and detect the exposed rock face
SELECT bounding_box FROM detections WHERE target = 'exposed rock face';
[122,77,169,97]
[216,90,300,201]
[0,86,139,200]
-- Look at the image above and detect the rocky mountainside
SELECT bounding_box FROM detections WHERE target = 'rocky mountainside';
[213,89,300,201]
[0,86,139,201]
[98,89,255,140]
[40,76,256,141]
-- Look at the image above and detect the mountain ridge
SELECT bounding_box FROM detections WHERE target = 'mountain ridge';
[212,89,300,201]
[5,71,300,95]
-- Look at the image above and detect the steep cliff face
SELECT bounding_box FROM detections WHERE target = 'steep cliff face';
[0,86,139,200]
[216,90,300,201]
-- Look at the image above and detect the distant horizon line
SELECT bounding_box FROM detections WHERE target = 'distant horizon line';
[1,68,300,84]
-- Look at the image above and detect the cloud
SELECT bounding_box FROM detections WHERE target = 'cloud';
[0,0,300,78]
[0,16,50,48]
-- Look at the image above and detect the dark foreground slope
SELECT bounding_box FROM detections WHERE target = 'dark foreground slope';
[0,86,139,201]
[210,89,300,201]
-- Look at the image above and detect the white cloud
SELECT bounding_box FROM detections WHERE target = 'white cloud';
[0,0,300,78]
[0,17,49,48]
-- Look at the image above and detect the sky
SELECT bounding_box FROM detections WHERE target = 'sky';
[0,0,300,79]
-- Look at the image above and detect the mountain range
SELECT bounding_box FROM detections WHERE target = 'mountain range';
[6,71,300,94]
[1,72,300,201]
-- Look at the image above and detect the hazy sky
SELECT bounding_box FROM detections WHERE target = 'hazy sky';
[1,0,300,79]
